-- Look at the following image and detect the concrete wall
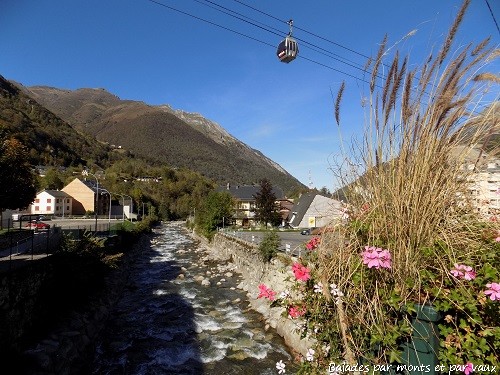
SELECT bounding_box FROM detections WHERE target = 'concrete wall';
[201,232,314,356]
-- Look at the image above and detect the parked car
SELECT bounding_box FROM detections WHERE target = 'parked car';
[24,221,51,230]
[300,227,316,235]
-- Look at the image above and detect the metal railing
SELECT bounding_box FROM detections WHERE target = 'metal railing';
[218,230,306,257]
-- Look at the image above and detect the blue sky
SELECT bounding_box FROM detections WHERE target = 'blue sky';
[1,0,498,190]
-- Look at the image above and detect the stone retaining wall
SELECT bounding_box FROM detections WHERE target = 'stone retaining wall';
[194,231,314,356]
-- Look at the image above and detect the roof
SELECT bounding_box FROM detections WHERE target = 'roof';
[288,192,343,227]
[80,179,110,194]
[217,184,285,200]
[288,192,317,227]
[38,189,72,198]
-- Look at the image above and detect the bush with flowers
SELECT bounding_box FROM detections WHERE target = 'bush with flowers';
[259,220,499,374]
[258,2,499,373]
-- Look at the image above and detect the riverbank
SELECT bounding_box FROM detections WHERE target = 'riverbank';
[16,233,152,374]
[188,229,314,358]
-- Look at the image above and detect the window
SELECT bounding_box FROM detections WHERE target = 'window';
[46,206,51,211]
[56,199,60,203]
[35,206,39,211]
[35,199,40,203]
[47,199,52,203]
[67,206,70,211]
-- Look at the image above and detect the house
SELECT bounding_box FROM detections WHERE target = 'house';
[30,190,73,216]
[218,184,285,227]
[278,198,294,225]
[331,146,500,219]
[458,147,500,217]
[288,192,344,228]
[61,178,110,216]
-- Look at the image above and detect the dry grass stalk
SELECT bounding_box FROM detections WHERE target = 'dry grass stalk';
[322,0,499,363]
[335,81,345,126]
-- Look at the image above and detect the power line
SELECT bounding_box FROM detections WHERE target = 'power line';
[145,0,276,49]
[484,0,500,35]
[145,0,379,88]
[194,0,373,75]
[229,0,373,61]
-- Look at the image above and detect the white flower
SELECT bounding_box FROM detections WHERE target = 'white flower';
[313,283,323,293]
[276,360,286,374]
[322,343,331,355]
[330,283,344,303]
[306,348,315,362]
[330,283,341,296]
[279,290,290,299]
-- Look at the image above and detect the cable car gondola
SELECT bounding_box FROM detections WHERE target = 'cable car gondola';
[277,20,298,63]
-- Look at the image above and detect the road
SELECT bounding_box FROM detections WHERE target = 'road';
[221,230,315,256]
[48,218,124,229]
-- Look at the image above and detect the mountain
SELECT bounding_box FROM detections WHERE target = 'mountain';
[20,84,304,192]
[0,75,112,167]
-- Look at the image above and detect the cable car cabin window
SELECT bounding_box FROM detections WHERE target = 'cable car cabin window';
[277,37,298,63]
[277,41,287,59]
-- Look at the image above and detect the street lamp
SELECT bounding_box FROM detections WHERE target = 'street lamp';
[100,188,112,224]
[112,192,126,221]
[82,169,98,231]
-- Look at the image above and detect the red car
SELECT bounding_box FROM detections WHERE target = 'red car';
[25,220,51,230]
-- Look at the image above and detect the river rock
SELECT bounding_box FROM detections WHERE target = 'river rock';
[201,279,211,286]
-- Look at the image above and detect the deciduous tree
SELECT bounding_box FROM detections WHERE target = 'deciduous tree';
[196,191,233,238]
[0,138,37,227]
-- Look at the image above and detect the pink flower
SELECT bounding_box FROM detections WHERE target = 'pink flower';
[484,282,500,301]
[306,237,321,250]
[257,284,276,301]
[361,246,392,269]
[288,306,305,319]
[450,264,476,281]
[464,362,474,375]
[292,262,311,281]
[495,230,500,242]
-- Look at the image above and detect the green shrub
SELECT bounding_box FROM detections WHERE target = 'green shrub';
[258,231,281,262]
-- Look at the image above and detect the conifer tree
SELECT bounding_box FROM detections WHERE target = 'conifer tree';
[253,178,280,227]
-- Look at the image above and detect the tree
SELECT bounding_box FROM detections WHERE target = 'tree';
[40,167,64,190]
[196,191,233,239]
[0,138,37,228]
[253,178,281,227]
[258,231,281,262]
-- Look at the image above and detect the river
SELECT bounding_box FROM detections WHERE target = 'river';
[91,223,298,374]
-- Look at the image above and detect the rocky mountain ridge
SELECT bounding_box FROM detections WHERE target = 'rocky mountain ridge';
[19,83,302,191]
